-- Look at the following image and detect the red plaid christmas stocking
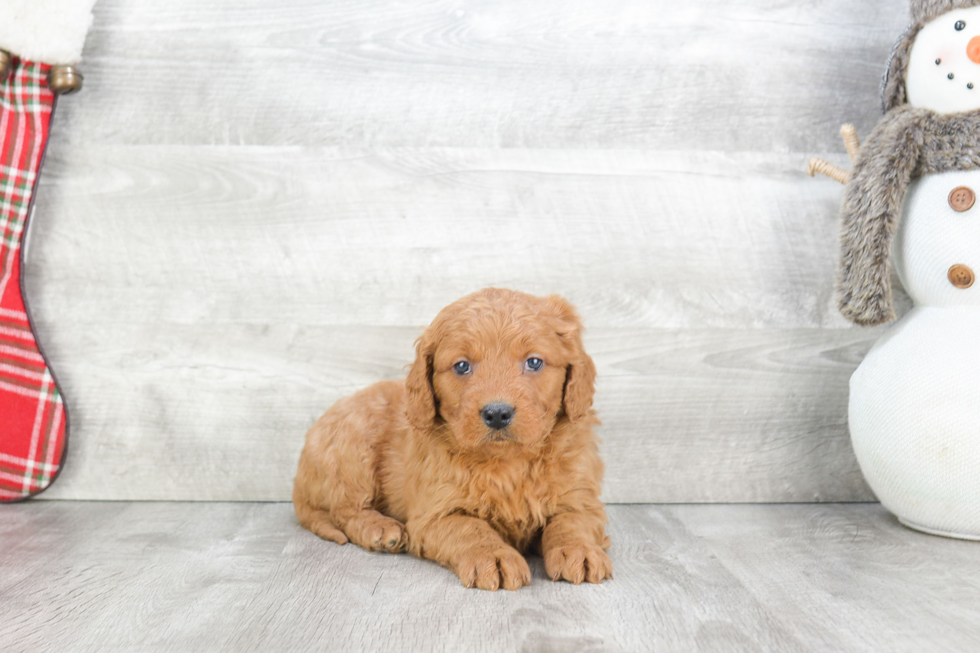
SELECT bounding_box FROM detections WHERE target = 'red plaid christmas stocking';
[0,59,68,501]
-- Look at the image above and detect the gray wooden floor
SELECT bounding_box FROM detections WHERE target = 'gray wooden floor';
[2,502,979,652]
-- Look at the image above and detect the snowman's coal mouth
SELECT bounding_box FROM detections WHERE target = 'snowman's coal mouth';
[939,68,975,89]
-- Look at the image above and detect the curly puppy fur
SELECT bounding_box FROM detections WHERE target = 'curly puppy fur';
[293,288,611,591]
[839,106,980,327]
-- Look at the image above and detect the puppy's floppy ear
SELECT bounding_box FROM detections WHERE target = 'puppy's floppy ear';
[405,329,438,430]
[546,295,597,422]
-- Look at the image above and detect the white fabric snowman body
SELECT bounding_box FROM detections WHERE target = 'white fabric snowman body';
[847,3,980,539]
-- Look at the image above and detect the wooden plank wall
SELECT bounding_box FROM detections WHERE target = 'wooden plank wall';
[25,0,912,502]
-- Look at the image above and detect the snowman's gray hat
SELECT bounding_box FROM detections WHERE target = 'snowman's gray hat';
[882,0,980,111]
[913,0,980,23]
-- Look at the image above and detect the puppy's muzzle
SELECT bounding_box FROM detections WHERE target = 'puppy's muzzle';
[480,403,514,430]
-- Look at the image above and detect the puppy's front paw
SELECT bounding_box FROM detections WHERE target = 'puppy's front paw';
[544,543,613,584]
[455,547,531,591]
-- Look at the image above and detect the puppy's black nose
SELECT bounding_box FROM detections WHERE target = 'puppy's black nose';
[481,403,514,430]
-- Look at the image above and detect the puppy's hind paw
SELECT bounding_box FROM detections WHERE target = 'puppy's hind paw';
[307,519,349,546]
[346,511,406,553]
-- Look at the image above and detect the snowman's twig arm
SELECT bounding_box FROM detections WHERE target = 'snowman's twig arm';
[806,124,862,184]
[841,124,860,162]
[806,158,849,184]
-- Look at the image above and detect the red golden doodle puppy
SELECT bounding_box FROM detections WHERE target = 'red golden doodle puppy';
[293,288,611,590]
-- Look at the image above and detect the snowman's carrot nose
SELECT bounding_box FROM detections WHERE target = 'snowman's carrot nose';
[969,36,980,64]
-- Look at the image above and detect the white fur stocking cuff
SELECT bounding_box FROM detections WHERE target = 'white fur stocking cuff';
[0,0,97,64]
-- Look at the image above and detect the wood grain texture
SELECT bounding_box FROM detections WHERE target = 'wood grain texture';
[32,325,876,502]
[4,502,980,652]
[26,145,898,502]
[676,504,980,651]
[61,0,907,151]
[28,146,900,330]
[19,0,915,501]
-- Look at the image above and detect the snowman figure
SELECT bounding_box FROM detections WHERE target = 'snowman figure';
[814,0,980,539]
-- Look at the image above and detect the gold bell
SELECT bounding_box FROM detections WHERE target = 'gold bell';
[48,65,83,95]
[0,50,12,83]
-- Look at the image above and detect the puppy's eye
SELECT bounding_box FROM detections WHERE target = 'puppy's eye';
[524,357,544,372]
[453,361,471,375]
[956,20,967,31]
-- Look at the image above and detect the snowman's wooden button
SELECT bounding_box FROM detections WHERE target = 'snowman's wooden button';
[948,264,975,289]
[948,187,976,212]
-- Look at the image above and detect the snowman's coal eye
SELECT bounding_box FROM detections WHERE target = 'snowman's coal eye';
[956,20,967,31]
[949,72,956,80]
